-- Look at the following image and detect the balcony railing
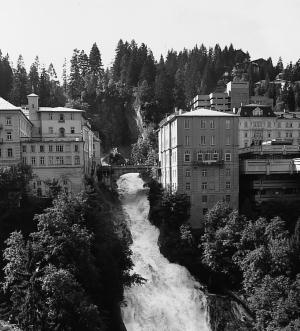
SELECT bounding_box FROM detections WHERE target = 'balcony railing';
[192,159,224,167]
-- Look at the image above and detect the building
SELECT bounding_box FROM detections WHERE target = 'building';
[226,80,250,110]
[237,104,300,148]
[192,92,230,112]
[158,109,239,228]
[250,95,273,107]
[0,94,100,196]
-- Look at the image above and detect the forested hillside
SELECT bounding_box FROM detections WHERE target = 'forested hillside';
[1,42,300,152]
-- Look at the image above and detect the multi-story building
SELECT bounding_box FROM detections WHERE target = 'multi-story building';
[237,104,300,148]
[192,92,230,112]
[0,94,100,195]
[0,97,32,165]
[226,80,250,110]
[158,108,239,228]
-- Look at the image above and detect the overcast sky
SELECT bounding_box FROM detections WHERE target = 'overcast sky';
[1,0,300,79]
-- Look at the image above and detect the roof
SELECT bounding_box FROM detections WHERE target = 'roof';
[0,97,20,110]
[180,109,237,117]
[237,104,275,117]
[38,107,84,113]
[27,93,38,97]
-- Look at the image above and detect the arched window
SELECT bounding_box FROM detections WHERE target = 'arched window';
[59,128,65,137]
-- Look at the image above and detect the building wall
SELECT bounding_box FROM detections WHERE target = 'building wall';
[159,112,239,228]
[227,81,250,109]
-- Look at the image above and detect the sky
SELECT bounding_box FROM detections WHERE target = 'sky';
[1,0,300,79]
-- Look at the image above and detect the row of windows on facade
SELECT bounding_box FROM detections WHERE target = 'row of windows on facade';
[184,168,231,177]
[184,135,232,146]
[243,131,298,139]
[48,113,75,121]
[2,127,76,141]
[184,151,231,162]
[242,121,300,129]
[22,144,80,153]
[22,155,81,166]
[184,181,232,190]
[184,119,232,130]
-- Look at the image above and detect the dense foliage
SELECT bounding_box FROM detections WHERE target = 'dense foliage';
[0,167,139,330]
[147,180,300,331]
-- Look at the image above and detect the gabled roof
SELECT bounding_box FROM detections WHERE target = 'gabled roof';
[180,109,237,117]
[27,93,38,97]
[0,97,20,110]
[38,107,84,113]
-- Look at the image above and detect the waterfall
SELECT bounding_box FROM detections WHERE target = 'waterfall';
[118,173,209,331]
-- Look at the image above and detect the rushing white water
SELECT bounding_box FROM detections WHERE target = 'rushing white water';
[118,173,209,331]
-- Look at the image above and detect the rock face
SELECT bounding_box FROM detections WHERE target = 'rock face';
[206,294,254,331]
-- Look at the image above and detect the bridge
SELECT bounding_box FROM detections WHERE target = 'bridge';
[97,164,152,186]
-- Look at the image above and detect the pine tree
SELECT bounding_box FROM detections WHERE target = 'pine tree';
[9,55,29,105]
[28,56,40,94]
[0,53,13,99]
[68,49,83,100]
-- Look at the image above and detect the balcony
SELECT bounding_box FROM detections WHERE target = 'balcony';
[192,159,224,167]
[241,159,294,175]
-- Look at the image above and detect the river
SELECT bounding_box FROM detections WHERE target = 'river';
[118,173,209,331]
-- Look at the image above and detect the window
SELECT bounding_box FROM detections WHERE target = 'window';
[202,169,207,177]
[210,120,215,129]
[286,132,292,138]
[31,156,36,165]
[7,148,13,158]
[200,120,206,129]
[49,156,54,165]
[59,114,65,122]
[71,127,75,134]
[202,182,207,190]
[59,128,65,137]
[267,121,271,128]
[244,121,248,128]
[213,152,219,160]
[74,155,80,165]
[267,131,271,138]
[56,145,64,152]
[185,136,190,146]
[184,151,191,162]
[22,157,27,164]
[226,120,230,129]
[37,188,42,197]
[277,131,281,138]
[186,182,190,190]
[185,169,191,177]
[31,145,35,153]
[63,179,68,185]
[226,181,231,189]
[225,153,231,162]
[49,127,53,134]
[6,131,12,140]
[70,113,74,120]
[244,132,248,138]
[74,144,79,152]
[197,152,203,161]
[56,156,64,165]
[200,136,206,145]
[184,119,190,129]
[37,180,41,186]
[226,135,230,145]
[40,156,45,165]
[40,145,44,153]
[202,195,208,203]
[226,168,231,176]
[6,117,12,125]
[210,135,215,145]
[49,113,53,120]
[277,122,281,128]
[49,145,53,152]
[203,208,208,215]
[225,195,231,203]
[22,145,27,153]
